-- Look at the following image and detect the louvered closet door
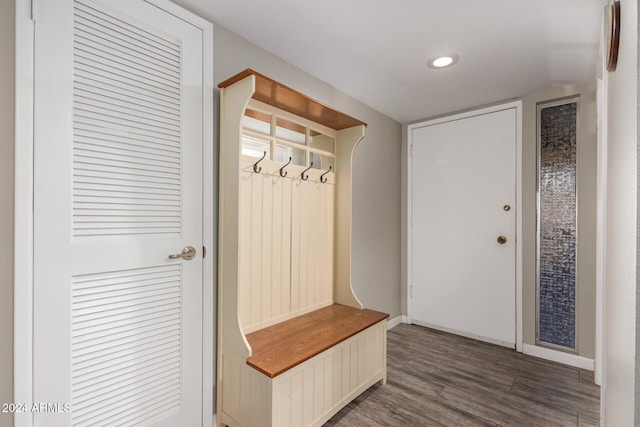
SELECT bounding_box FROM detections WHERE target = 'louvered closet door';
[33,1,204,426]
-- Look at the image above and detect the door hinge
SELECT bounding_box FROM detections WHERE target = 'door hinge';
[31,0,37,22]
[410,143,413,157]
[202,246,206,259]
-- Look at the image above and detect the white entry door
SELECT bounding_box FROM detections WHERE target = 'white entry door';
[33,1,205,425]
[409,105,519,348]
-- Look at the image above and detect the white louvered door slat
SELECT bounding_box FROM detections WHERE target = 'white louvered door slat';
[72,0,184,241]
[33,0,204,425]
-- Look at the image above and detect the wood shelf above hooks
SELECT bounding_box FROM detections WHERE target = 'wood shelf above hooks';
[218,68,367,130]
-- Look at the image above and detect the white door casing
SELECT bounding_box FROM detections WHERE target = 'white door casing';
[408,102,522,349]
[31,1,212,425]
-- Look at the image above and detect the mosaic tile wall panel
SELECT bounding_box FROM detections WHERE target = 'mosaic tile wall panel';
[537,102,577,349]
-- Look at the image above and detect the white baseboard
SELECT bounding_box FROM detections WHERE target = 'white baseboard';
[522,343,594,371]
[387,315,404,330]
[411,319,515,349]
[395,318,592,371]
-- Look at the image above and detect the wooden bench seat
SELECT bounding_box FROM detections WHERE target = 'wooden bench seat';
[246,304,389,378]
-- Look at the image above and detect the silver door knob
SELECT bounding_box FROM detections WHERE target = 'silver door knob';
[169,246,197,260]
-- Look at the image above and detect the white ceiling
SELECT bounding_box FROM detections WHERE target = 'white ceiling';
[174,0,605,123]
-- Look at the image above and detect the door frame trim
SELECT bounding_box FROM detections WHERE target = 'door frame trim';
[14,1,215,425]
[14,2,34,426]
[405,100,523,352]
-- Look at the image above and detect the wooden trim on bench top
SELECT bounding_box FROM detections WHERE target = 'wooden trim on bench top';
[218,69,367,131]
[245,304,389,378]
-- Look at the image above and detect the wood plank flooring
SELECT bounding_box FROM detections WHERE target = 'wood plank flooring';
[324,323,600,427]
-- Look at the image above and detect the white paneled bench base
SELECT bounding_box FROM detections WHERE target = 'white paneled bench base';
[220,304,388,427]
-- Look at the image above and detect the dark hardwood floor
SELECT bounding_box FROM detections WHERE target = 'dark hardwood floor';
[324,323,600,427]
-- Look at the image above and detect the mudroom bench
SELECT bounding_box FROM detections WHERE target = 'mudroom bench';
[217,69,388,427]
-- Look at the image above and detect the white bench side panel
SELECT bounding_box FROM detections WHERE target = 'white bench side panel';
[220,353,272,427]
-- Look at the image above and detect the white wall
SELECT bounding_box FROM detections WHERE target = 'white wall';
[0,1,14,427]
[636,0,640,418]
[603,0,638,424]
[212,24,403,319]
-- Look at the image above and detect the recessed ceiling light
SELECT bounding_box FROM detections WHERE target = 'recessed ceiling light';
[427,54,459,69]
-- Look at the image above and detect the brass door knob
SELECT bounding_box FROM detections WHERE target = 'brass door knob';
[503,205,511,211]
[497,236,507,245]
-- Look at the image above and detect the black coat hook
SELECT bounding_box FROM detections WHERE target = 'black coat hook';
[253,151,266,173]
[279,157,292,177]
[320,166,332,183]
[301,161,313,181]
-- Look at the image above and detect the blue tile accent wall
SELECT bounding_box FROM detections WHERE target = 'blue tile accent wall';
[537,102,577,349]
